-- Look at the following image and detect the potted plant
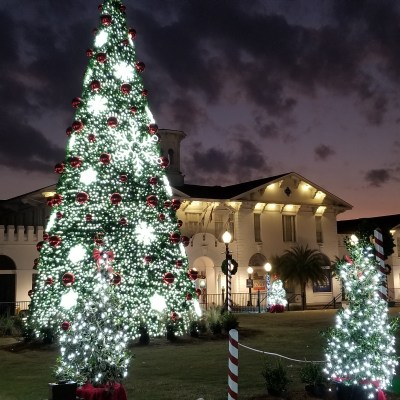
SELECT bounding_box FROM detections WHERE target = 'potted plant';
[262,360,290,397]
[300,362,326,398]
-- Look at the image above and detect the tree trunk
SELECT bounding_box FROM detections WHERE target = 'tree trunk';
[301,283,306,310]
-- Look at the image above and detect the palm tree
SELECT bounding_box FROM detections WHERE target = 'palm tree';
[276,245,331,310]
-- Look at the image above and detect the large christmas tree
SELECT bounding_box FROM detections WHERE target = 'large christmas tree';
[28,0,199,385]
[324,234,397,397]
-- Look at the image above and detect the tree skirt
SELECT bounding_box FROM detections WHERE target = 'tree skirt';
[76,383,127,400]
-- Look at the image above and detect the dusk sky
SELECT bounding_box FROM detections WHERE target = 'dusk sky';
[1,0,399,220]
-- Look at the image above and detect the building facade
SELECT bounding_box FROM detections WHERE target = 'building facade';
[3,129,385,311]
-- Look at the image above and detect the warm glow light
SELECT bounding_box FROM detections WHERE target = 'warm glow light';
[264,262,272,272]
[315,206,326,216]
[247,267,254,274]
[266,203,278,210]
[42,191,56,198]
[222,231,232,244]
[350,234,359,245]
[314,190,326,200]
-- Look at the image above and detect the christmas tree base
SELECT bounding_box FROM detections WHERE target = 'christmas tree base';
[76,383,127,400]
[48,381,77,400]
[335,383,378,400]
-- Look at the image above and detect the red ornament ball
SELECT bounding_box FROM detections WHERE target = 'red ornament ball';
[119,174,128,182]
[128,28,137,39]
[71,97,82,109]
[177,220,183,228]
[170,312,179,321]
[86,48,94,57]
[164,200,171,208]
[129,106,137,114]
[61,321,71,331]
[175,259,183,268]
[49,235,61,247]
[45,277,54,285]
[111,273,122,285]
[94,237,103,246]
[135,61,145,72]
[148,123,158,134]
[69,156,82,168]
[43,232,49,241]
[195,288,202,297]
[181,236,190,247]
[120,4,126,12]
[100,14,112,26]
[110,193,122,205]
[72,120,84,132]
[159,156,170,169]
[47,198,54,207]
[62,272,75,286]
[163,272,175,284]
[119,217,128,225]
[159,213,165,221]
[56,211,63,219]
[88,133,96,142]
[100,153,111,165]
[107,117,118,128]
[52,194,63,206]
[90,80,101,91]
[96,52,107,63]
[144,255,153,264]
[172,199,181,211]
[120,83,131,94]
[76,192,89,204]
[98,4,103,11]
[188,269,199,281]
[36,241,44,251]
[146,195,158,207]
[54,162,65,174]
[141,88,148,97]
[169,232,180,244]
[121,39,129,46]
[149,177,158,185]
[185,293,193,301]
[66,127,73,137]
[85,214,93,222]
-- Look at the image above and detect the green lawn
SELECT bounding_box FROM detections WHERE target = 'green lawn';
[1,309,400,400]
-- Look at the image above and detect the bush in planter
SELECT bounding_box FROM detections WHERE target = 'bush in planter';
[204,306,223,335]
[300,362,326,397]
[262,359,291,396]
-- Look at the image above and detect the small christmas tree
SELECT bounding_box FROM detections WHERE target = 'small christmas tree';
[269,278,287,313]
[324,234,398,397]
[27,0,199,386]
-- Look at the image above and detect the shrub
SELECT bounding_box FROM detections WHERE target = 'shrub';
[221,311,239,332]
[138,324,150,345]
[262,359,290,395]
[0,315,24,337]
[300,362,326,386]
[204,307,223,335]
[189,320,200,338]
[166,322,178,342]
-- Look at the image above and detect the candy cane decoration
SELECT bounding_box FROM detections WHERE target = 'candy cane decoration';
[228,260,232,312]
[228,329,239,400]
[374,228,388,302]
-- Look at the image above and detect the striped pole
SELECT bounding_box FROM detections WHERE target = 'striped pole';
[374,228,388,302]
[228,260,232,312]
[228,329,239,400]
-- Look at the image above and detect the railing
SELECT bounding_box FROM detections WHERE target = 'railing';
[200,291,267,313]
[323,293,342,310]
[0,301,30,317]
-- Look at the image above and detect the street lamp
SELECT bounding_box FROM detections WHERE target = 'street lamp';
[222,230,232,312]
[247,267,254,306]
[264,262,272,311]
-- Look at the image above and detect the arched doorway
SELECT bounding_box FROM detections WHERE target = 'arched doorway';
[192,256,216,308]
[0,255,16,316]
[248,253,268,291]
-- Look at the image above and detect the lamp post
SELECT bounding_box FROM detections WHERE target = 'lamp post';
[222,230,232,312]
[264,262,272,311]
[246,267,253,306]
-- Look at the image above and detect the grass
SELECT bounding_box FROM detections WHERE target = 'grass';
[1,309,400,399]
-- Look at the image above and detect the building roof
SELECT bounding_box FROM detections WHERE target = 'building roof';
[174,173,289,200]
[337,214,400,234]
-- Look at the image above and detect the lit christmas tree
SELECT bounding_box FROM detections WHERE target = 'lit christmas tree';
[324,234,397,398]
[269,278,287,313]
[27,0,200,386]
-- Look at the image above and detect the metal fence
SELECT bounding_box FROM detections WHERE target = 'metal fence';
[0,301,30,317]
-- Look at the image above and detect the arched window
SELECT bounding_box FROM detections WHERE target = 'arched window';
[0,255,16,311]
[0,255,16,270]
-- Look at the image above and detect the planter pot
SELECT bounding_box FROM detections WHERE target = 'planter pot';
[305,384,326,398]
[335,383,377,400]
[48,381,77,400]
